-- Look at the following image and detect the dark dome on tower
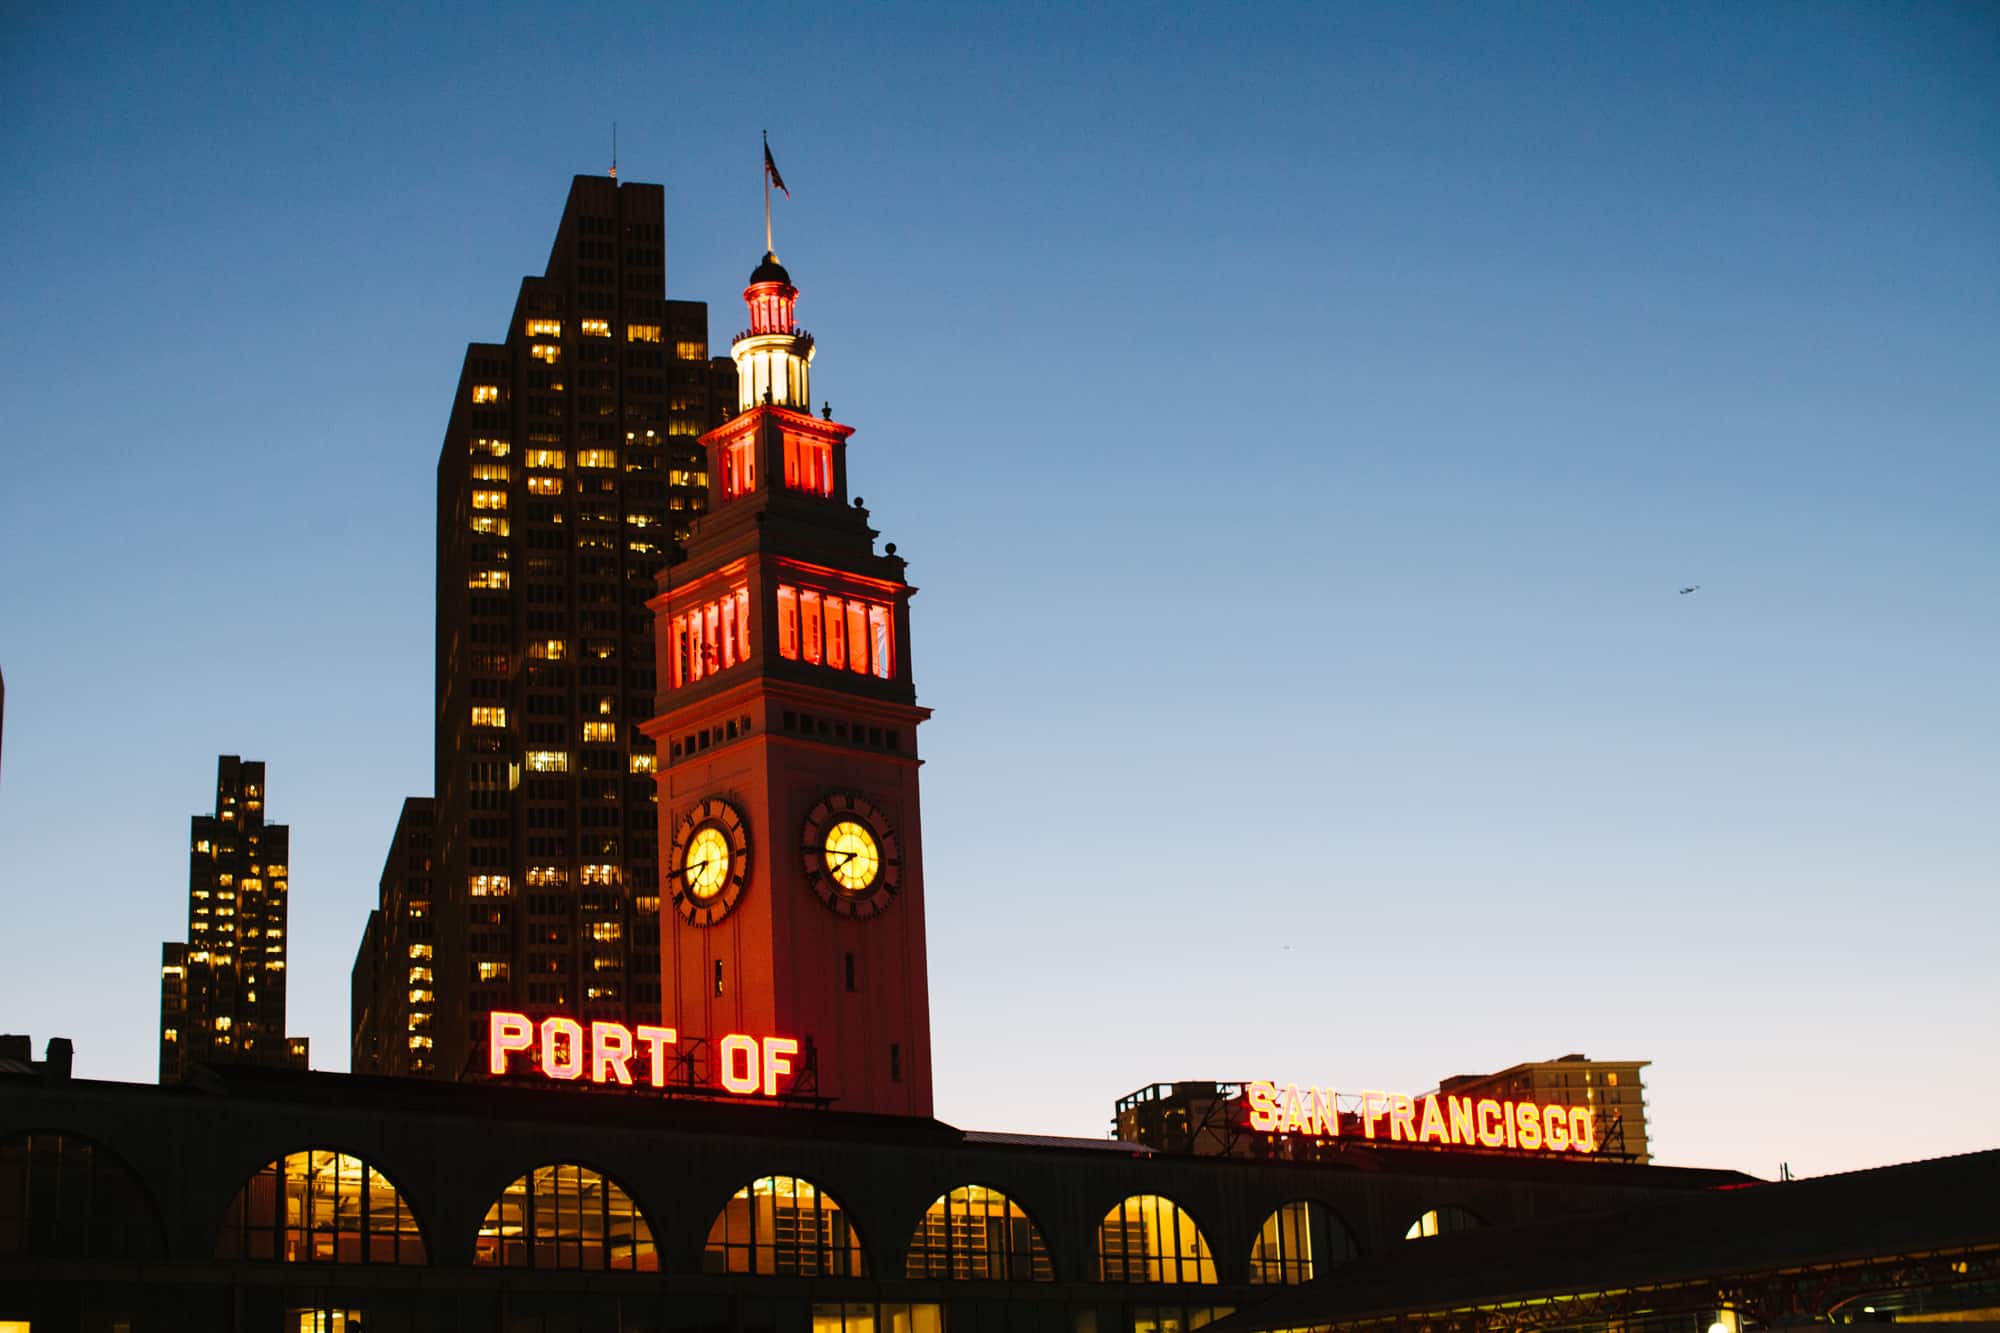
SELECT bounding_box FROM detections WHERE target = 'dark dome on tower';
[750,251,792,285]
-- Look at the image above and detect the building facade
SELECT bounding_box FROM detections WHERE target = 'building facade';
[157,756,308,1082]
[418,175,736,1082]
[352,798,437,1077]
[643,250,934,1117]
[1437,1055,1650,1163]
[0,1058,1757,1333]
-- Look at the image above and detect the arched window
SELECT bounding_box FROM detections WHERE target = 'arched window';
[216,1149,425,1264]
[704,1175,865,1276]
[474,1163,656,1270]
[904,1184,1053,1281]
[1405,1205,1484,1240]
[0,1132,164,1260]
[1097,1194,1216,1284]
[1248,1199,1358,1283]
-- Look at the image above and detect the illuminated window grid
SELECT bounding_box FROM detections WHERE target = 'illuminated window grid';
[1097,1195,1217,1284]
[1248,1199,1356,1284]
[776,584,893,679]
[704,1175,866,1277]
[474,1162,655,1271]
[667,585,751,687]
[216,1150,425,1265]
[904,1185,1053,1281]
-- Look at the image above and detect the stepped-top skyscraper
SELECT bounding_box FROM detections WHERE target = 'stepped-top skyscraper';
[374,175,734,1080]
[159,756,309,1081]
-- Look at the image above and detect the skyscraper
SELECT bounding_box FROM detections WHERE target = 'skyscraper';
[350,798,435,1076]
[159,756,308,1081]
[645,248,935,1116]
[409,175,733,1080]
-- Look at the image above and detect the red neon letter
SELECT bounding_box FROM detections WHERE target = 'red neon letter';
[1570,1107,1597,1153]
[1389,1094,1417,1143]
[1447,1095,1475,1146]
[1418,1095,1448,1144]
[1282,1084,1312,1135]
[489,1011,533,1076]
[1475,1098,1505,1147]
[542,1017,584,1080]
[719,1034,760,1094]
[1246,1081,1280,1132]
[1543,1102,1570,1150]
[1361,1090,1387,1140]
[591,1021,635,1085]
[761,1036,798,1096]
[636,1025,677,1088]
[1313,1087,1340,1137]
[1516,1101,1544,1150]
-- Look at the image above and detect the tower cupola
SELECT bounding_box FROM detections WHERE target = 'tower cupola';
[733,252,814,411]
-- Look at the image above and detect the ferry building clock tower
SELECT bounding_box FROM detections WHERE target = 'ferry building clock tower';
[641,248,934,1117]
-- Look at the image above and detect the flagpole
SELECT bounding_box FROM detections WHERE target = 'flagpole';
[763,130,773,254]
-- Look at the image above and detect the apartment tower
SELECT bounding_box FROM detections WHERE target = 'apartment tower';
[159,756,309,1081]
[351,798,435,1075]
[421,175,733,1080]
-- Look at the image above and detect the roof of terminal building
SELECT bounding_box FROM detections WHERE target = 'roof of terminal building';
[1209,1148,2000,1333]
[2,1062,1763,1190]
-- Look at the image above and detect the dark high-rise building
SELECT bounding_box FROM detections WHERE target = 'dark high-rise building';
[350,798,435,1076]
[158,756,308,1082]
[423,175,733,1080]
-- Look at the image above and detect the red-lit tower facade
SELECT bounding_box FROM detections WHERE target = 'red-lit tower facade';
[641,251,932,1117]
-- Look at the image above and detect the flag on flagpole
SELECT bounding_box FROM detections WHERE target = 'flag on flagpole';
[764,140,790,198]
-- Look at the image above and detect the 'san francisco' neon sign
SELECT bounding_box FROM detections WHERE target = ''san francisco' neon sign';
[1245,1081,1599,1155]
[488,1012,800,1097]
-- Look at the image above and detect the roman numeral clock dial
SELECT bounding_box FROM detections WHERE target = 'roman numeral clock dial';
[669,797,750,926]
[801,793,902,920]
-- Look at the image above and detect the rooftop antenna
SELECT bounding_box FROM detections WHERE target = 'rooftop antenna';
[609,122,618,181]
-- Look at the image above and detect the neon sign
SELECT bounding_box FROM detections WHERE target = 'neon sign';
[488,1012,800,1097]
[1245,1082,1598,1155]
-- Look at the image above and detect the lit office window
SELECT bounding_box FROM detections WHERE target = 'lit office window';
[215,1150,425,1265]
[904,1185,1053,1281]
[472,385,501,404]
[627,323,662,343]
[474,1163,655,1271]
[704,1176,865,1277]
[525,318,562,337]
[582,722,615,742]
[470,707,507,728]
[580,319,611,337]
[577,449,617,469]
[526,449,566,469]
[1097,1195,1216,1284]
[531,344,560,363]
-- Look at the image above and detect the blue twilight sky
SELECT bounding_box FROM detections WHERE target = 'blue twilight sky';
[1,4,1995,1178]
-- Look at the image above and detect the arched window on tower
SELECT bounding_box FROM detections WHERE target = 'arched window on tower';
[1247,1200,1358,1283]
[473,1162,656,1270]
[0,1131,165,1260]
[704,1174,866,1277]
[903,1184,1054,1281]
[215,1149,426,1264]
[1096,1194,1216,1284]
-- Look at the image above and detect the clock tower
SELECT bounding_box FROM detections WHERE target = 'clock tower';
[641,249,934,1116]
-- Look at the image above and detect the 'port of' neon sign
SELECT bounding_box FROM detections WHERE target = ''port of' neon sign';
[488,1012,800,1098]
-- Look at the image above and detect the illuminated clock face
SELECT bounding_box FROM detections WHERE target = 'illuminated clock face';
[801,793,901,920]
[669,797,750,926]
[685,827,732,900]
[822,821,880,893]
